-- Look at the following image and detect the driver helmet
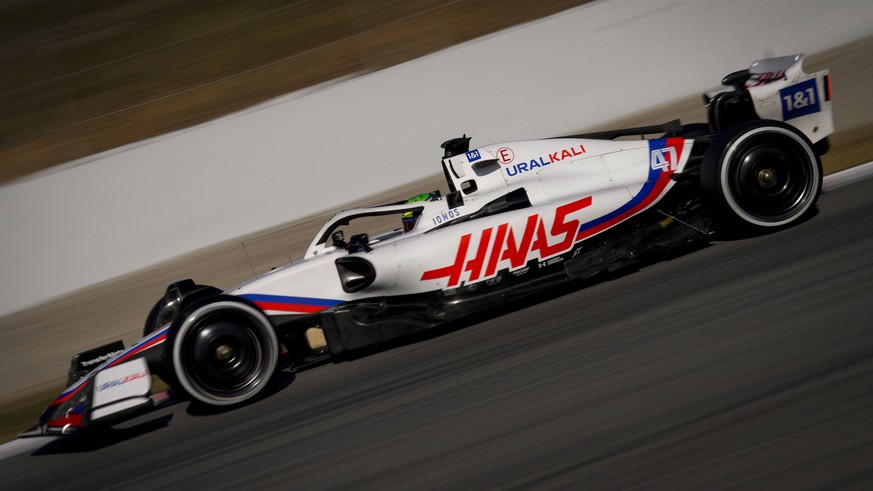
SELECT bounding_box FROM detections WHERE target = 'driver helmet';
[401,191,441,232]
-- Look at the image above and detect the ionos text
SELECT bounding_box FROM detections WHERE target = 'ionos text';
[432,208,462,226]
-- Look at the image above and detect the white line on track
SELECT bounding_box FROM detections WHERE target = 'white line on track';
[0,436,57,460]
[823,161,873,193]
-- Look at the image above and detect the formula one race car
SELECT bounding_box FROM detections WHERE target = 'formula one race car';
[23,54,832,436]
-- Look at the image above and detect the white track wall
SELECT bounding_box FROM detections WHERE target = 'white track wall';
[2,0,872,317]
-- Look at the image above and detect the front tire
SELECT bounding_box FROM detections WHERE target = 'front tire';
[144,280,223,337]
[168,297,279,406]
[701,120,822,231]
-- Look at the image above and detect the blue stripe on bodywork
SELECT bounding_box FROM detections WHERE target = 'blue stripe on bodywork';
[239,294,344,307]
[577,139,665,232]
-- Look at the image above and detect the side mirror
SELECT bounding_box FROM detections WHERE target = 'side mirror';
[347,233,372,253]
[331,231,346,248]
[722,69,750,91]
[447,190,464,208]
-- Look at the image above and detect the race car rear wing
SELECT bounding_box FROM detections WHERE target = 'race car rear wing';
[706,54,833,143]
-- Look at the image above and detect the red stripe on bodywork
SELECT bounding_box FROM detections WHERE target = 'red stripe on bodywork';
[50,332,167,406]
[45,412,83,428]
[49,384,86,407]
[576,138,683,241]
[825,74,832,101]
[254,301,328,314]
[106,332,167,368]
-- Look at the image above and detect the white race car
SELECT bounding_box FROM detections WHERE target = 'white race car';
[25,54,832,436]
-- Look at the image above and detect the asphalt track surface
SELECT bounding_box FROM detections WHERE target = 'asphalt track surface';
[1,174,872,489]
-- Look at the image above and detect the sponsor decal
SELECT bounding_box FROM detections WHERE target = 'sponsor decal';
[575,138,683,242]
[650,146,678,173]
[539,256,564,268]
[465,149,481,162]
[497,147,515,164]
[780,78,820,120]
[96,370,149,392]
[423,138,684,290]
[505,156,550,177]
[547,144,587,164]
[80,350,124,367]
[421,196,592,288]
[501,144,586,177]
[747,70,785,87]
[49,328,168,407]
[432,208,461,226]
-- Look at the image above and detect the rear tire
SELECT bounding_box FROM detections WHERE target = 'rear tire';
[167,297,279,406]
[701,120,822,232]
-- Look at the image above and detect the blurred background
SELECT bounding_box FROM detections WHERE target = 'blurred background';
[0,0,589,184]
